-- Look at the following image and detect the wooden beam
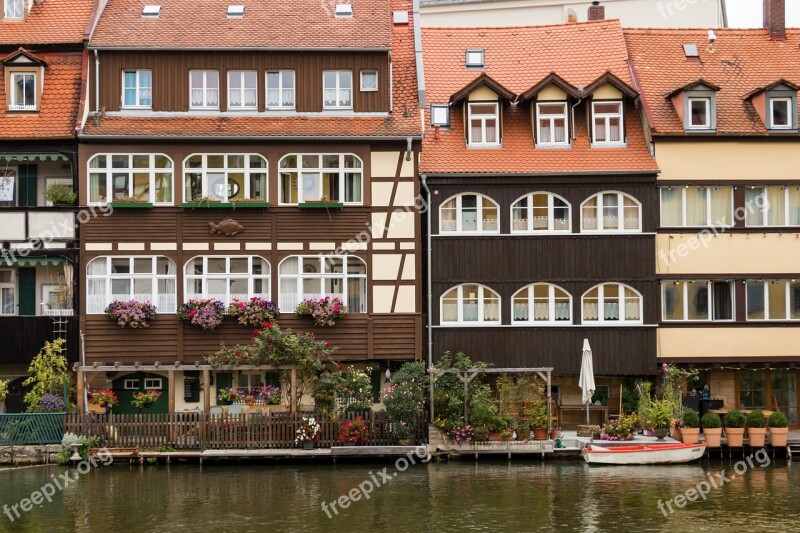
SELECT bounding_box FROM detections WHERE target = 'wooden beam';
[77,369,85,414]
[202,370,210,413]
[290,368,297,415]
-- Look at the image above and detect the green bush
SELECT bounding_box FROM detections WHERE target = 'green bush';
[725,409,745,428]
[682,408,700,428]
[746,409,766,428]
[768,410,788,428]
[701,412,721,429]
[42,184,77,205]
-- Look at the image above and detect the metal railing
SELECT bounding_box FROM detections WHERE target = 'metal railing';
[0,413,65,445]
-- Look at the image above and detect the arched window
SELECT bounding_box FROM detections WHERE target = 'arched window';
[581,191,641,232]
[278,255,367,313]
[512,283,571,324]
[183,154,267,202]
[441,283,500,324]
[511,192,571,233]
[582,283,642,324]
[88,154,173,205]
[184,256,270,304]
[440,193,499,233]
[278,154,362,205]
[86,256,177,314]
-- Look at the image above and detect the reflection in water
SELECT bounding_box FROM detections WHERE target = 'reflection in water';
[0,458,794,533]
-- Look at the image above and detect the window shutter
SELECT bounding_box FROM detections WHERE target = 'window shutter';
[371,369,382,403]
[265,371,281,388]
[215,371,232,390]
[17,165,37,207]
[18,268,36,316]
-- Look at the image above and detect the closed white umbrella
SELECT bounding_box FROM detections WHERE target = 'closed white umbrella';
[579,338,596,425]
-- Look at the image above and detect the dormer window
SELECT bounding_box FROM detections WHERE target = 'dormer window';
[465,50,484,69]
[770,97,792,129]
[9,72,35,111]
[688,97,710,128]
[467,102,499,146]
[591,101,623,144]
[678,82,718,131]
[4,0,23,19]
[536,103,568,146]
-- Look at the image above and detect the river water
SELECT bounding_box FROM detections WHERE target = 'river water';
[0,456,796,532]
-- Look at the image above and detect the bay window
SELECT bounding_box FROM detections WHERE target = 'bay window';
[745,186,800,227]
[581,191,641,232]
[86,256,176,314]
[0,270,15,315]
[278,255,367,313]
[9,72,36,111]
[323,70,352,109]
[266,70,295,109]
[183,153,267,202]
[662,280,734,321]
[511,192,571,233]
[746,280,800,321]
[440,193,499,233]
[278,154,362,205]
[582,283,641,324]
[512,283,571,324]
[190,70,219,109]
[122,70,152,108]
[660,186,733,227]
[185,256,270,305]
[88,154,173,205]
[536,103,568,145]
[228,70,257,110]
[467,102,499,146]
[441,284,500,324]
[591,101,623,144]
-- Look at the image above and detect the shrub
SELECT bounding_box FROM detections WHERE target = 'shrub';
[701,411,721,429]
[600,420,635,441]
[725,409,745,428]
[0,379,9,403]
[769,411,788,428]
[745,409,766,428]
[42,184,77,205]
[38,393,65,413]
[338,416,369,445]
[682,408,700,428]
[382,361,425,438]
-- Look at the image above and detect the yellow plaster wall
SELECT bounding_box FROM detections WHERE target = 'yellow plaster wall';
[656,142,800,181]
[658,328,800,359]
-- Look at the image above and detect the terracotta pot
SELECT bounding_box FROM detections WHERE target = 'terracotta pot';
[681,428,701,444]
[488,431,503,442]
[747,427,767,447]
[533,428,548,441]
[550,430,559,440]
[726,427,745,447]
[245,399,255,406]
[769,427,789,447]
[703,428,722,447]
[671,427,683,442]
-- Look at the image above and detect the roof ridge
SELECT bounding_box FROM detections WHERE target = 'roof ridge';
[624,27,800,33]
[421,19,621,32]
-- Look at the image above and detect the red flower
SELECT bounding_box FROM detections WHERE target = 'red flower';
[325,342,331,347]
[238,302,245,309]
[338,364,344,371]
[188,310,196,318]
[263,322,274,329]
[252,329,260,336]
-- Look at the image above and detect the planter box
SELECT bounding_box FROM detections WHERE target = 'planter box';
[298,201,344,209]
[109,202,153,209]
[181,201,270,209]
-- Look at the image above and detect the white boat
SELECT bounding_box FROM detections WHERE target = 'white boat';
[582,442,706,465]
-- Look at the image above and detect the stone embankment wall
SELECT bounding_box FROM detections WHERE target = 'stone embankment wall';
[0,445,63,466]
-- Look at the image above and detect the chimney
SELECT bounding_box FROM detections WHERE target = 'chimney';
[588,1,605,21]
[764,0,786,39]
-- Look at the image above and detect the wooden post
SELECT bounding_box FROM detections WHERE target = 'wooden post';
[77,369,85,413]
[168,370,176,444]
[202,370,210,412]
[290,368,297,415]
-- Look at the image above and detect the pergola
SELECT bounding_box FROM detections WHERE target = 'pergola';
[429,367,554,432]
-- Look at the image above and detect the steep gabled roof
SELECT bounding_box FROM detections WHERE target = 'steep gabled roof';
[0,0,95,46]
[450,73,516,103]
[665,78,721,98]
[743,79,800,101]
[583,71,637,99]
[1,48,49,67]
[517,73,581,103]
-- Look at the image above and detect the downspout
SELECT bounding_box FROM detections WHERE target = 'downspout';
[571,91,585,142]
[389,51,393,113]
[80,331,87,414]
[405,137,412,161]
[420,173,434,419]
[93,50,99,113]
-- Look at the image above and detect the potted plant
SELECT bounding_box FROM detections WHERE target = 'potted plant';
[132,390,162,409]
[228,297,279,327]
[528,402,549,440]
[295,416,320,450]
[681,408,701,444]
[295,296,347,326]
[216,387,240,406]
[701,411,722,447]
[445,423,475,445]
[241,392,256,407]
[257,384,281,406]
[487,413,513,441]
[499,430,513,441]
[746,409,767,447]
[42,184,77,206]
[725,409,746,447]
[178,298,226,330]
[105,300,157,328]
[89,389,119,414]
[644,398,673,440]
[599,420,635,442]
[338,416,369,446]
[768,411,789,447]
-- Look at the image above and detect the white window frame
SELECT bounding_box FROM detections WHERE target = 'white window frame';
[440,283,500,325]
[511,283,572,325]
[85,256,177,314]
[467,102,500,147]
[184,256,271,305]
[430,104,450,127]
[227,70,258,110]
[0,269,16,316]
[745,186,800,227]
[278,153,362,205]
[769,97,793,130]
[659,186,734,228]
[189,70,219,110]
[591,101,624,145]
[465,49,485,68]
[580,191,641,233]
[144,378,163,390]
[266,70,295,110]
[360,69,378,92]
[661,280,735,322]
[687,97,711,129]
[4,0,23,19]
[9,72,36,111]
[183,153,268,203]
[323,70,353,109]
[535,102,569,146]
[121,70,152,109]
[439,193,500,234]
[87,153,174,205]
[511,192,572,233]
[278,255,367,313]
[581,283,642,325]
[123,379,140,390]
[746,280,800,321]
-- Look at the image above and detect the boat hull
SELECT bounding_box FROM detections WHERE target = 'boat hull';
[582,443,706,465]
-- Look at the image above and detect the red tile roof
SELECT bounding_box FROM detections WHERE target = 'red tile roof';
[83,0,421,139]
[624,28,800,135]
[90,0,392,49]
[0,0,94,46]
[420,21,658,174]
[0,52,85,140]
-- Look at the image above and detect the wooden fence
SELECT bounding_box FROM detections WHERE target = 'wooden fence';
[64,412,427,450]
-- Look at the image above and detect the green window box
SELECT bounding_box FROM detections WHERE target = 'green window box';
[180,201,270,209]
[298,201,344,209]
[109,202,154,208]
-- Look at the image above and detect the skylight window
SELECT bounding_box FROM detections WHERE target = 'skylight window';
[683,44,699,58]
[465,49,485,69]
[227,4,244,17]
[142,5,161,17]
[335,4,353,17]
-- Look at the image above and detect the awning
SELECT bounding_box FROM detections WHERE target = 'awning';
[0,256,66,267]
[0,153,69,162]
